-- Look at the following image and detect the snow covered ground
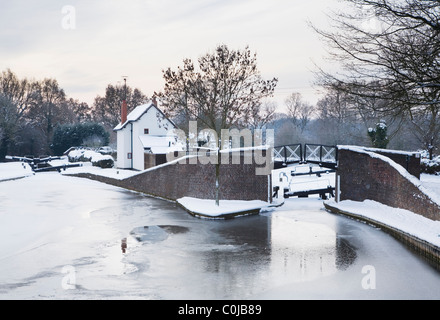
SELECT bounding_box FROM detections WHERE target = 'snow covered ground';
[59,161,138,180]
[0,162,34,182]
[325,199,440,247]
[177,197,277,219]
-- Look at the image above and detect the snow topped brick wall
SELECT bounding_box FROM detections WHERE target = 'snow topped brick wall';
[70,152,271,203]
[337,146,440,221]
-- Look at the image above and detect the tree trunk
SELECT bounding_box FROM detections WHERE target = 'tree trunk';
[215,153,220,206]
[429,138,434,160]
[0,136,10,162]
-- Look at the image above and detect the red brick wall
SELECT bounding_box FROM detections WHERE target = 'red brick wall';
[361,147,421,179]
[338,148,440,221]
[71,153,271,203]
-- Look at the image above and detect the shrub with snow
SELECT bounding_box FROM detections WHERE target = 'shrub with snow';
[417,149,440,175]
[68,148,96,162]
[91,154,114,168]
[368,120,389,149]
[68,148,114,168]
[421,155,440,175]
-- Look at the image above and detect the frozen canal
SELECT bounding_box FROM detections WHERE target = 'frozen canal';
[1,173,440,300]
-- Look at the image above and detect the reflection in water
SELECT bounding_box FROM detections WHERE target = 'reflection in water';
[123,225,190,252]
[114,200,359,298]
[158,225,190,235]
[199,216,272,298]
[269,214,357,282]
[130,226,169,243]
[335,238,357,270]
[197,213,358,297]
[270,215,338,282]
[121,238,127,254]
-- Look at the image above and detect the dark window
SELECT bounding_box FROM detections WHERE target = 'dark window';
[144,128,149,134]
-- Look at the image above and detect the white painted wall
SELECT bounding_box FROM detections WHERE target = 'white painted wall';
[116,123,133,169]
[116,104,176,170]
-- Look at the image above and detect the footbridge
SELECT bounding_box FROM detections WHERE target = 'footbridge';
[273,143,338,170]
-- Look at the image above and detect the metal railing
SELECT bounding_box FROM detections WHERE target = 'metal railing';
[274,143,338,169]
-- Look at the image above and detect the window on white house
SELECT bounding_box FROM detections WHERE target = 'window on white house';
[144,128,149,134]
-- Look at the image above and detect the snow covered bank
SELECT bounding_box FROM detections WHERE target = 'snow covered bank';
[61,162,139,180]
[0,162,34,182]
[177,197,281,219]
[324,199,440,247]
[61,155,197,181]
[324,199,440,269]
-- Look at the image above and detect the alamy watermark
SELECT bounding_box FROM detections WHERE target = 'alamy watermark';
[61,265,76,290]
[361,265,376,290]
[61,5,76,30]
[166,121,274,176]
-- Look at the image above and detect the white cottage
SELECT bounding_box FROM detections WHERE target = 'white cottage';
[113,101,179,170]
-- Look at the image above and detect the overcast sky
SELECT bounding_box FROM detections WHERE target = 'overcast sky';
[0,0,343,112]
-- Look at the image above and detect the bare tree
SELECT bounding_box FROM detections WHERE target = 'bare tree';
[92,84,149,129]
[0,69,98,157]
[312,0,440,150]
[0,69,39,118]
[64,98,92,123]
[0,95,19,160]
[26,78,67,151]
[246,100,277,131]
[285,92,315,133]
[157,44,278,205]
[0,69,41,159]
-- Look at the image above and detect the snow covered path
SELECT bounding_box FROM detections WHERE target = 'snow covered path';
[420,173,440,196]
[324,199,440,247]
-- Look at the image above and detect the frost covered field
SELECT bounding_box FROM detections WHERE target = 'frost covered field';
[0,162,440,300]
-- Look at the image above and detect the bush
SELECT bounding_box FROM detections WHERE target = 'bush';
[92,155,114,168]
[67,148,95,162]
[51,122,110,156]
[368,120,389,149]
[421,157,440,175]
[68,148,114,168]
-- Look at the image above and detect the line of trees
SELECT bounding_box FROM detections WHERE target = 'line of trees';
[270,89,416,150]
[270,0,439,155]
[0,69,149,160]
[310,0,440,157]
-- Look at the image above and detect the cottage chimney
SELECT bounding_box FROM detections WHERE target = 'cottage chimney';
[121,100,127,124]
[152,96,157,106]
[121,77,128,124]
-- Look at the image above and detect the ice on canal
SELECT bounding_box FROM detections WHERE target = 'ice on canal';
[0,173,440,300]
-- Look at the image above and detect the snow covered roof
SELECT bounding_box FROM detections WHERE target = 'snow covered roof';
[139,135,184,154]
[113,102,176,131]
